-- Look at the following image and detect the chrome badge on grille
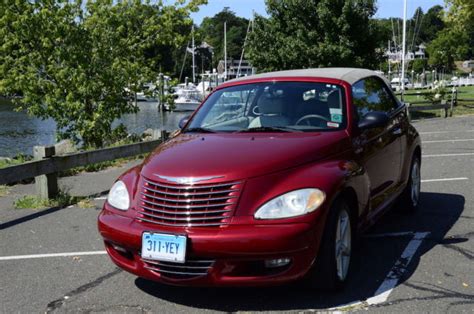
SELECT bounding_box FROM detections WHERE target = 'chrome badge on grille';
[154,174,224,185]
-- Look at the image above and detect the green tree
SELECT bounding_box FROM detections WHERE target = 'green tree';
[247,0,380,72]
[199,8,249,66]
[0,0,204,148]
[418,5,445,43]
[444,0,474,58]
[427,28,469,71]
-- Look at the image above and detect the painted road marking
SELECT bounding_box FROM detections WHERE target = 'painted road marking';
[0,251,107,261]
[421,177,469,183]
[419,130,474,135]
[423,153,474,158]
[330,231,430,311]
[364,231,415,238]
[366,232,430,305]
[94,196,107,200]
[423,139,474,143]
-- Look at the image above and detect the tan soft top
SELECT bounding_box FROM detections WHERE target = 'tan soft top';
[228,67,388,85]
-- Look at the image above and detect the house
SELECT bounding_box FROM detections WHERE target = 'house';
[217,59,256,79]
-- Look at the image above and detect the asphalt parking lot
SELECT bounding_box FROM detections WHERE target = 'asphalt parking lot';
[1,116,473,313]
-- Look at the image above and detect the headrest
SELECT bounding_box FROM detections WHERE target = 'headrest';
[258,95,285,115]
[327,90,341,109]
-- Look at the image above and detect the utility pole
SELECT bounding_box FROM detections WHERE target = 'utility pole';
[224,21,227,81]
[401,0,407,98]
[192,25,196,83]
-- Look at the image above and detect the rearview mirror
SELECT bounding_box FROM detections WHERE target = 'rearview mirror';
[358,111,389,130]
[178,116,190,129]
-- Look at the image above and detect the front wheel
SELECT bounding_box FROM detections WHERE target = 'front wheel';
[305,198,354,290]
[398,156,421,212]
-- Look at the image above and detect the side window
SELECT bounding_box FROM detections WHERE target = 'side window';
[352,77,399,118]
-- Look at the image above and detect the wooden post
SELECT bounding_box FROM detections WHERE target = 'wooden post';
[34,145,58,199]
[441,100,448,118]
[160,130,170,141]
[450,88,456,117]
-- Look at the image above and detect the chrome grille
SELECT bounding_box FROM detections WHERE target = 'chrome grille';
[137,177,242,227]
[142,258,214,279]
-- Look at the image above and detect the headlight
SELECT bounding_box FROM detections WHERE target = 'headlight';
[254,188,325,219]
[107,180,130,211]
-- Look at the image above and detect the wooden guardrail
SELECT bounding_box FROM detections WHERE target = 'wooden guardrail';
[403,87,474,117]
[406,100,451,118]
[0,131,169,199]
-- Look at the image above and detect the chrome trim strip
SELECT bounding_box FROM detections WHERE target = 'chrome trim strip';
[140,205,231,216]
[142,260,212,269]
[154,174,225,185]
[144,266,208,276]
[143,178,241,190]
[143,186,240,197]
[143,258,214,264]
[141,192,235,203]
[141,198,235,209]
[138,211,226,222]
[136,217,228,227]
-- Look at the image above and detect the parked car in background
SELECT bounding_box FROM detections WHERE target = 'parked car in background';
[390,77,413,90]
[98,68,421,290]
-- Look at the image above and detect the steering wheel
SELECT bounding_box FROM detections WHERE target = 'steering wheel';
[252,106,261,115]
[295,114,329,126]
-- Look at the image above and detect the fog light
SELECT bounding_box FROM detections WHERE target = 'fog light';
[112,244,127,253]
[264,258,291,268]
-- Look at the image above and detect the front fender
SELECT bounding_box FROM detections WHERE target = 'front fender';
[101,165,143,219]
[234,159,369,224]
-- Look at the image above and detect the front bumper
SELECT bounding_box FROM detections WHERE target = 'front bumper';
[98,206,323,287]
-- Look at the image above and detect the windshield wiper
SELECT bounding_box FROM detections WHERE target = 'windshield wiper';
[184,127,216,133]
[236,126,297,133]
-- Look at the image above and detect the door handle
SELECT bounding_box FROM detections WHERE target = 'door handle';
[392,128,402,135]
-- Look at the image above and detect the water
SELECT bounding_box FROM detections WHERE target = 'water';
[0,99,189,157]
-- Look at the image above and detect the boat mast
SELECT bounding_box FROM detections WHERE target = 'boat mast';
[224,21,227,81]
[237,18,252,77]
[401,0,407,98]
[192,25,196,83]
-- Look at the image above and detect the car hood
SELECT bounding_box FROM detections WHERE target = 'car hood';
[141,132,350,182]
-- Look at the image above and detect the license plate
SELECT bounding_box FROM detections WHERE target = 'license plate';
[141,232,187,263]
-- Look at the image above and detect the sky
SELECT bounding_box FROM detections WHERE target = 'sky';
[190,0,446,24]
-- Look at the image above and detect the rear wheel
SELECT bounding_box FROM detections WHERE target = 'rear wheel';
[306,198,354,291]
[399,156,421,212]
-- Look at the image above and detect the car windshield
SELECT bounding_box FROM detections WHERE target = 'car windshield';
[185,81,346,133]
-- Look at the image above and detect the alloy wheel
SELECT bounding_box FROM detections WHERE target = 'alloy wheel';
[335,208,351,281]
[411,159,421,207]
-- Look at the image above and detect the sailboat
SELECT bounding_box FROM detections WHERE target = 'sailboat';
[173,26,203,111]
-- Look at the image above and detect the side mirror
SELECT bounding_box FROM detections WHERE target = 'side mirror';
[178,116,190,129]
[358,111,390,130]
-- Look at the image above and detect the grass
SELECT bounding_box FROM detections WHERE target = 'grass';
[0,154,32,169]
[14,190,96,209]
[60,154,144,176]
[0,185,10,197]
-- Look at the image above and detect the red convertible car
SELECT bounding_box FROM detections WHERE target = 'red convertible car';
[98,68,421,290]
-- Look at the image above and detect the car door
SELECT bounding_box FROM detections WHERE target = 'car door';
[351,76,403,211]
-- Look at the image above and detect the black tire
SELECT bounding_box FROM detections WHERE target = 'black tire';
[398,155,421,213]
[305,197,354,291]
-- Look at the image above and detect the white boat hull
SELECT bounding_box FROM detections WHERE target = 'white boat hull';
[174,100,200,111]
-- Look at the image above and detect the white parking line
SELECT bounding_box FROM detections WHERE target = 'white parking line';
[366,232,430,305]
[330,231,430,311]
[423,139,474,144]
[0,251,107,261]
[364,231,415,238]
[419,130,474,135]
[94,196,107,200]
[423,153,474,158]
[421,177,469,183]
